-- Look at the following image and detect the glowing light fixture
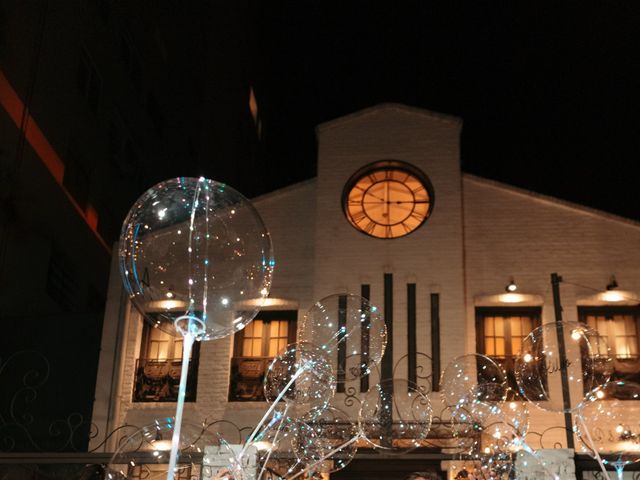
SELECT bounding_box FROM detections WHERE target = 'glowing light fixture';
[602,275,625,302]
[505,279,518,292]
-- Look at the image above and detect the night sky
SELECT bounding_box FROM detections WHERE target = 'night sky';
[246,2,640,220]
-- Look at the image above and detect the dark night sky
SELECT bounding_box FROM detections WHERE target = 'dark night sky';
[246,2,640,220]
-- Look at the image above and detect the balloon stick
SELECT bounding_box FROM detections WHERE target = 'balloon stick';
[577,415,611,480]
[166,332,195,480]
[256,404,290,480]
[288,435,359,480]
[239,366,306,459]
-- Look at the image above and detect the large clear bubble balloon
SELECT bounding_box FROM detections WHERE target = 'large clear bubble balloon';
[119,177,274,340]
[452,399,529,455]
[576,380,640,473]
[244,415,306,479]
[513,449,560,480]
[106,418,229,480]
[468,450,513,480]
[292,406,359,474]
[359,378,432,454]
[299,294,387,382]
[264,342,336,415]
[441,354,508,409]
[514,321,613,412]
[482,400,529,452]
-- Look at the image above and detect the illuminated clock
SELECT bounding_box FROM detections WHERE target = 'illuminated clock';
[341,160,434,239]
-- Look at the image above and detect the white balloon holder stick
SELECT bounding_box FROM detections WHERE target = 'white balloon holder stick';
[256,403,290,480]
[288,435,360,480]
[577,414,612,480]
[238,366,306,461]
[166,332,195,480]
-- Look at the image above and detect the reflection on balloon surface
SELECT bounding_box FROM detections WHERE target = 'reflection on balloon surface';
[119,177,274,340]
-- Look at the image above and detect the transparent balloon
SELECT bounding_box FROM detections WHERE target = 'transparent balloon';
[451,399,529,455]
[299,293,387,382]
[359,378,432,454]
[513,448,560,480]
[106,418,231,480]
[468,450,513,480]
[441,354,508,409]
[264,342,336,415]
[244,415,306,479]
[119,177,274,340]
[514,321,613,412]
[292,406,359,474]
[576,380,640,476]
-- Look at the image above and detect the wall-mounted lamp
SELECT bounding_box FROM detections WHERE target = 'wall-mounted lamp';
[505,279,517,292]
[603,276,624,302]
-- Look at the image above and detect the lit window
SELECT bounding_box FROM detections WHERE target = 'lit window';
[476,307,541,398]
[133,315,199,403]
[579,306,640,386]
[229,311,296,402]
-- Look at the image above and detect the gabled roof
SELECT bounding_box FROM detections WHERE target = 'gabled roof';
[464,173,640,229]
[315,103,462,136]
[251,177,316,204]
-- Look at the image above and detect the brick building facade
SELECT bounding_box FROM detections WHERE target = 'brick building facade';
[92,104,640,479]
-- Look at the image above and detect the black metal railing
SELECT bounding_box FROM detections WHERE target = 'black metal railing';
[132,358,198,403]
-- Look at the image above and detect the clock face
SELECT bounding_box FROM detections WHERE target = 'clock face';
[342,160,434,239]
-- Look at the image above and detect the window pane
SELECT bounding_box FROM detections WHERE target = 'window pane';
[150,340,168,360]
[242,339,252,356]
[485,338,495,356]
[495,338,505,356]
[268,338,278,357]
[269,321,279,337]
[522,317,533,336]
[279,320,288,337]
[511,318,522,336]
[614,319,627,336]
[175,340,183,360]
[252,339,262,356]
[616,337,633,359]
[512,337,522,355]
[253,320,263,338]
[484,317,494,336]
[494,318,504,336]
[597,318,608,334]
[244,322,254,338]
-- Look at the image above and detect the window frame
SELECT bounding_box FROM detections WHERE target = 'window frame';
[578,305,640,386]
[475,306,542,398]
[228,310,297,402]
[132,316,200,403]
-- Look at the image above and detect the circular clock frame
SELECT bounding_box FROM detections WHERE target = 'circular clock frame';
[341,160,435,239]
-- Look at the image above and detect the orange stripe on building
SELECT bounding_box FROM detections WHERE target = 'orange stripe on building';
[0,70,65,183]
[0,69,109,252]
